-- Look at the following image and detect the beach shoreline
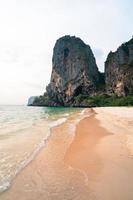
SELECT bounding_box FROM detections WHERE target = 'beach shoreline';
[1,107,133,200]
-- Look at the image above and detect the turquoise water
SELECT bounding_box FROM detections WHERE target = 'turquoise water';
[0,105,82,192]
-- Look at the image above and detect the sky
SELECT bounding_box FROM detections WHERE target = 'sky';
[0,0,132,105]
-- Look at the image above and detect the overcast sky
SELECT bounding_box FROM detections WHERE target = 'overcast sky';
[0,0,132,105]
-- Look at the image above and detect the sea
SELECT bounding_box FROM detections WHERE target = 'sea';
[0,105,81,193]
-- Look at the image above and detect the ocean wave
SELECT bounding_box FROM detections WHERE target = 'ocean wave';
[0,106,83,193]
[0,117,52,193]
[49,118,67,128]
[0,180,10,193]
[0,116,70,192]
[0,128,51,193]
[63,113,70,117]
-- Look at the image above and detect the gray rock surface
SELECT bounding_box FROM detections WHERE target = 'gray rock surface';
[28,96,38,106]
[29,36,133,107]
[105,38,133,96]
[46,35,101,105]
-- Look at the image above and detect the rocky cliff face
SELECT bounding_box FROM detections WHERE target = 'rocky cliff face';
[28,96,38,106]
[105,38,133,96]
[28,36,133,107]
[46,35,101,105]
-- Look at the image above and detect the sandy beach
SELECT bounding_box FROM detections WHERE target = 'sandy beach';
[0,107,133,200]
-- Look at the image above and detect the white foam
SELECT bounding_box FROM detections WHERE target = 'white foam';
[0,121,51,193]
[0,132,51,193]
[80,109,86,115]
[0,181,10,192]
[63,113,70,117]
[49,118,67,128]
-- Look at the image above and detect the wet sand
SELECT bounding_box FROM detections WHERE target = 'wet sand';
[1,108,133,200]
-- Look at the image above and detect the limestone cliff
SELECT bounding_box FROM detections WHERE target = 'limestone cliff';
[28,96,38,106]
[105,38,133,96]
[28,36,133,107]
[46,35,101,105]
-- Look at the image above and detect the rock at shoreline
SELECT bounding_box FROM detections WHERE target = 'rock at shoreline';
[28,96,38,106]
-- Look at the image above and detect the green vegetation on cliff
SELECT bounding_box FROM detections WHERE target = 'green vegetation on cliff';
[31,94,133,107]
[33,94,50,106]
[74,95,133,107]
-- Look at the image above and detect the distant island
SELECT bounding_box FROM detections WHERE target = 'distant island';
[28,36,133,107]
